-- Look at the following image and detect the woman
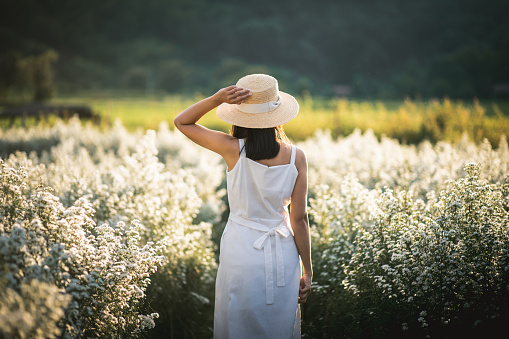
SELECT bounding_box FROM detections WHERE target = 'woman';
[174,74,312,338]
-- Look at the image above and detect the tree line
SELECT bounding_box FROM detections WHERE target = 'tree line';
[0,0,508,101]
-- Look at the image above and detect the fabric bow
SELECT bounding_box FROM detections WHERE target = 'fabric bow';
[229,214,290,304]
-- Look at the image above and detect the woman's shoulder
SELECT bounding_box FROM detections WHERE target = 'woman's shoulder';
[286,143,306,156]
[294,146,307,165]
[221,136,243,169]
[283,142,307,167]
[225,135,242,147]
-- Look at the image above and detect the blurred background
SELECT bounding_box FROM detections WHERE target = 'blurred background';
[1,0,508,101]
[1,0,509,146]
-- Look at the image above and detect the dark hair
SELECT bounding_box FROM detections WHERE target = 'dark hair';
[231,125,289,161]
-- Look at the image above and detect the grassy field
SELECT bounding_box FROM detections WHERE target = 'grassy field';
[4,90,509,145]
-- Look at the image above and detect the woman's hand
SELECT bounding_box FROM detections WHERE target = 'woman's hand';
[213,86,251,105]
[298,273,312,304]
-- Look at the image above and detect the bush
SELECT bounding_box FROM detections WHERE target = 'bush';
[344,164,509,337]
[0,280,71,339]
[0,160,165,337]
[307,162,509,337]
[0,120,223,338]
[0,50,59,103]
[32,50,59,102]
[1,119,508,338]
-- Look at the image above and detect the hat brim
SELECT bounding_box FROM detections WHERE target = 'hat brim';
[216,91,299,128]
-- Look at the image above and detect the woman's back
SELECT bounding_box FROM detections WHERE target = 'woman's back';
[215,138,301,338]
[227,138,298,223]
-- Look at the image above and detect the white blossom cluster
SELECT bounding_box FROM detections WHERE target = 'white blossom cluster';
[2,120,508,337]
[0,120,223,337]
[345,164,508,334]
[0,279,71,339]
[0,161,166,338]
[302,128,508,198]
[303,130,509,337]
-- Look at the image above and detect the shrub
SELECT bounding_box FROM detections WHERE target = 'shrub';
[309,164,509,338]
[1,119,508,338]
[0,280,71,339]
[0,160,165,338]
[0,121,223,338]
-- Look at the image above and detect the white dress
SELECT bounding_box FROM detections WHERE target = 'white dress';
[214,138,301,339]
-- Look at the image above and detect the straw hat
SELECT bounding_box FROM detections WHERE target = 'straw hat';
[216,74,299,128]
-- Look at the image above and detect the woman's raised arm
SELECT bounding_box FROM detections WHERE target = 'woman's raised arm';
[173,86,251,158]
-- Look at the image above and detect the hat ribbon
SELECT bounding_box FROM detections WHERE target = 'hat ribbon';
[236,95,281,114]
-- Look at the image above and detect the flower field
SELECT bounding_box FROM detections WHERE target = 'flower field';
[0,118,508,338]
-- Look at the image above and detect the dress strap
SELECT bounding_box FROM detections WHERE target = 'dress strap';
[290,145,296,165]
[238,138,245,156]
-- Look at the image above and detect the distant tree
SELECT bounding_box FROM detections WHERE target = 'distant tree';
[0,50,58,102]
[212,58,247,87]
[124,67,147,90]
[157,60,190,93]
[295,77,314,96]
[2,0,508,98]
[31,50,58,102]
[0,51,21,100]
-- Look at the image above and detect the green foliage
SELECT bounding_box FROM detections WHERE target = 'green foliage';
[46,94,509,148]
[0,51,21,99]
[0,50,58,103]
[124,67,148,90]
[2,0,508,98]
[32,50,58,101]
[157,60,190,93]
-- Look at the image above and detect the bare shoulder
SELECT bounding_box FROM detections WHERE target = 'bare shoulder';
[222,135,241,157]
[224,134,241,148]
[293,145,308,171]
[221,135,242,171]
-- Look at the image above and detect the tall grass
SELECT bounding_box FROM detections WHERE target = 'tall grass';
[45,93,509,146]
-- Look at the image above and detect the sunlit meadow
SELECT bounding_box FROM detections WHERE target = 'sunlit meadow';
[47,93,509,145]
